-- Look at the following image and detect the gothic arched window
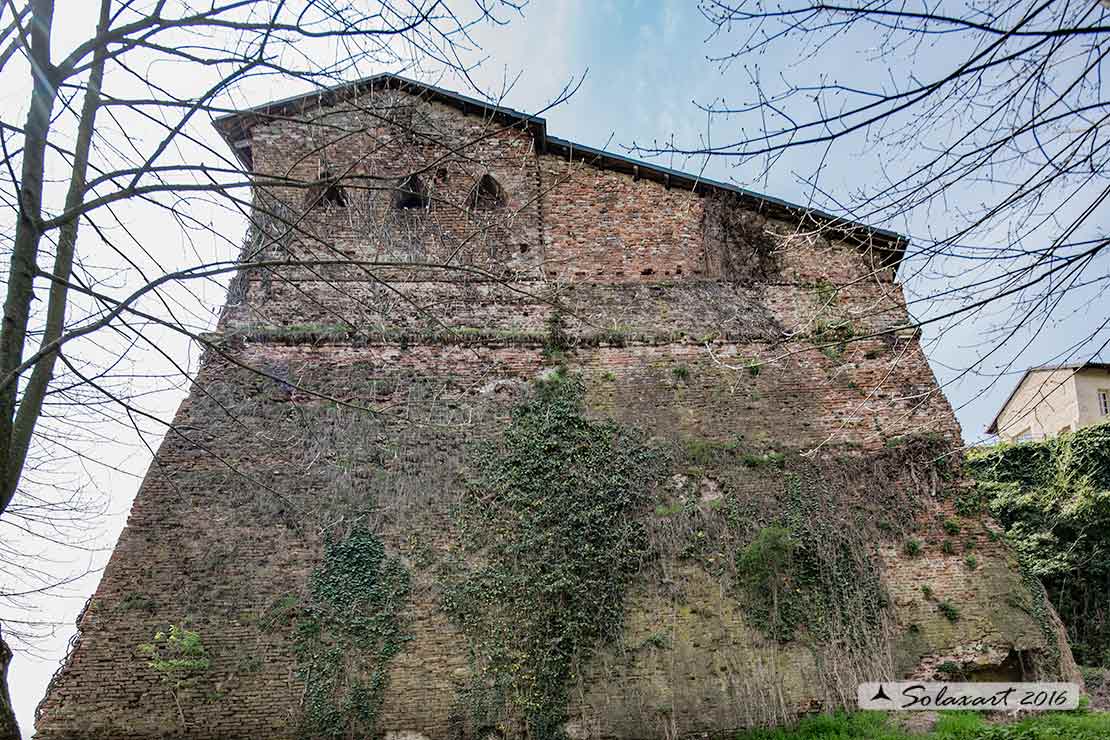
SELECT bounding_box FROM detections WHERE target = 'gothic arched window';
[468,173,505,210]
[395,175,428,210]
[307,170,348,208]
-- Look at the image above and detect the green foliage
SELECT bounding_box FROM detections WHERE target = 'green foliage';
[954,486,989,516]
[119,592,158,613]
[543,310,571,357]
[672,364,690,381]
[966,422,1110,666]
[904,539,922,557]
[257,593,299,631]
[737,527,799,639]
[138,624,210,685]
[681,435,742,466]
[942,540,956,555]
[442,376,662,739]
[813,279,838,306]
[936,660,965,678]
[812,320,856,360]
[294,529,411,739]
[938,600,961,622]
[745,359,761,377]
[654,501,684,517]
[639,631,670,650]
[735,475,888,643]
[965,555,979,570]
[943,518,961,535]
[921,584,934,601]
[1080,665,1105,690]
[732,710,1110,739]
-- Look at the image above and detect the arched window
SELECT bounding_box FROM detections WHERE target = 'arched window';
[307,170,348,208]
[468,173,504,210]
[321,181,347,207]
[394,175,428,210]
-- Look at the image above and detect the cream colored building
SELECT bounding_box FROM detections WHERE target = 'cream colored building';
[988,362,1110,442]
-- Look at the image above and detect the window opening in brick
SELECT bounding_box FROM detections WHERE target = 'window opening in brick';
[308,170,348,208]
[468,173,505,210]
[395,175,428,209]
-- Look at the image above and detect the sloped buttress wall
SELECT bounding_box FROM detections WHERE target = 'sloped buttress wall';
[35,87,1077,740]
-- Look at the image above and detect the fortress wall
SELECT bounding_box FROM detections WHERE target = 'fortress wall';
[34,85,1072,740]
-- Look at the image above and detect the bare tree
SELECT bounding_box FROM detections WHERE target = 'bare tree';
[638,0,1110,439]
[0,1,572,735]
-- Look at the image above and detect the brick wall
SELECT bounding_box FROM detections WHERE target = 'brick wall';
[34,85,1075,740]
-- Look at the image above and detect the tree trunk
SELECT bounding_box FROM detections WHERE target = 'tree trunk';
[0,624,20,740]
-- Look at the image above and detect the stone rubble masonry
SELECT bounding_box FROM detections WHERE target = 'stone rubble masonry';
[34,84,1076,740]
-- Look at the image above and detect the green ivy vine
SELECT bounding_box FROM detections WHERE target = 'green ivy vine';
[967,422,1110,668]
[442,375,663,739]
[294,528,411,738]
[735,472,888,644]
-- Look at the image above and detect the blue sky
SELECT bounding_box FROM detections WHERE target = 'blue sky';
[6,1,1108,734]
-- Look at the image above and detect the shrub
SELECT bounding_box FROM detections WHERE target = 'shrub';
[937,660,964,678]
[966,423,1110,666]
[138,624,210,682]
[938,601,960,622]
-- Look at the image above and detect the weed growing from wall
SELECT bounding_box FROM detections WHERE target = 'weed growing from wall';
[139,624,211,677]
[294,528,411,738]
[543,310,571,359]
[442,375,663,739]
[138,624,211,723]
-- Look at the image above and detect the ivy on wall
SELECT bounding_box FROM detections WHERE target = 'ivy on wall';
[735,472,888,644]
[441,375,663,739]
[967,422,1110,667]
[294,528,411,738]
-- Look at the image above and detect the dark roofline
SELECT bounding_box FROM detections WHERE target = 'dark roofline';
[986,362,1110,434]
[212,72,908,267]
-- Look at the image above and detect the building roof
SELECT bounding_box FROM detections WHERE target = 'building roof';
[212,73,908,268]
[987,362,1110,434]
